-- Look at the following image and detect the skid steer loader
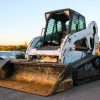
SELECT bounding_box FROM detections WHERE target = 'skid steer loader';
[0,8,100,96]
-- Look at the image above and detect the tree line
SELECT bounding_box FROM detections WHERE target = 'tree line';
[0,42,28,51]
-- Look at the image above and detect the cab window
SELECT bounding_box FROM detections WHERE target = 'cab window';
[71,14,78,33]
[78,16,85,31]
[71,14,86,34]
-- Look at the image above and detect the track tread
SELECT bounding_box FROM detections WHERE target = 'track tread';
[71,55,100,85]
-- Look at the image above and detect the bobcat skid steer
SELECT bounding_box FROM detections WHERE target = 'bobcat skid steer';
[0,8,100,96]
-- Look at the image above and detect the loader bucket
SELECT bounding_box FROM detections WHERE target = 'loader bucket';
[0,59,73,96]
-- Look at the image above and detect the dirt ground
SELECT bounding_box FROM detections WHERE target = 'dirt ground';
[0,80,100,100]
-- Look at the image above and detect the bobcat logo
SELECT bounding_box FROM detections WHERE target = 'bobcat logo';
[84,63,94,72]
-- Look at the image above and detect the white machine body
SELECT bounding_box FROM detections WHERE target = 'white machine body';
[26,21,99,64]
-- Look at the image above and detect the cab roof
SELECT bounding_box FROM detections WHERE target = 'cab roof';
[45,8,85,20]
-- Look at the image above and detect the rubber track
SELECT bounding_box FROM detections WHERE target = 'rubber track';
[71,55,100,85]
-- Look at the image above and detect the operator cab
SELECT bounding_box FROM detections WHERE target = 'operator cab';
[43,9,86,46]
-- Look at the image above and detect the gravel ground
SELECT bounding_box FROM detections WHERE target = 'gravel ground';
[0,80,100,100]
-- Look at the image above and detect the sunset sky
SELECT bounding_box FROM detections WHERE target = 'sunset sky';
[0,0,100,45]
